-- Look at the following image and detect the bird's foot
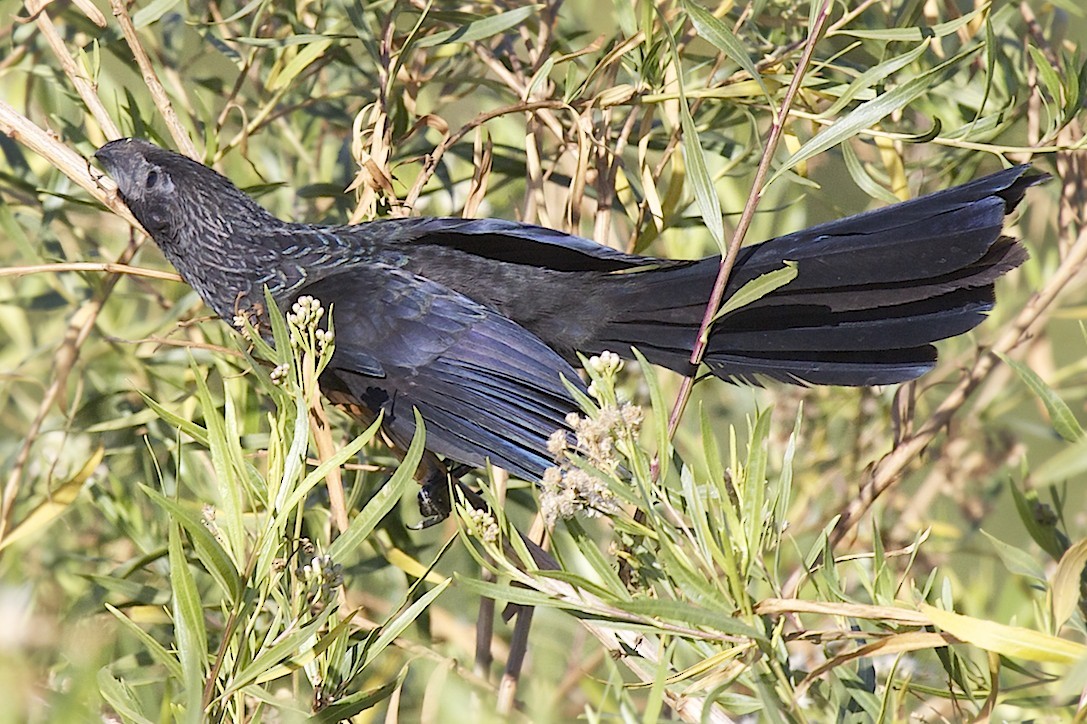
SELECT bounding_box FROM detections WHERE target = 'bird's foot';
[408,467,489,529]
[409,475,451,530]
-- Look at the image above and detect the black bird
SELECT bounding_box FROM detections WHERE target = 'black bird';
[94,138,1041,518]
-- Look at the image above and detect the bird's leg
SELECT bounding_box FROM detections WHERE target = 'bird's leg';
[324,402,480,529]
[407,450,462,529]
[409,459,489,530]
[413,467,452,529]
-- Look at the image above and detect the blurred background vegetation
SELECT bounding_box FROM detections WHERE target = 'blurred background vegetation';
[2,0,1087,721]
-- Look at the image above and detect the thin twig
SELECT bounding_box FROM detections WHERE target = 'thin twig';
[0,262,180,282]
[663,0,835,439]
[108,0,198,158]
[27,0,120,140]
[496,513,546,716]
[830,187,1087,546]
[0,230,142,542]
[0,100,137,225]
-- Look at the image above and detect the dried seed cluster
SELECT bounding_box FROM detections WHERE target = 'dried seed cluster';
[539,351,643,525]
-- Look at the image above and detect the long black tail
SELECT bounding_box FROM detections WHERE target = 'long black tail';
[595,166,1044,386]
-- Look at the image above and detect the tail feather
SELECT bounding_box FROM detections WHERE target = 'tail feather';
[591,166,1044,385]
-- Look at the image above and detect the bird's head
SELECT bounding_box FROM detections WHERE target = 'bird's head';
[95,138,288,318]
[96,138,195,240]
[95,138,278,243]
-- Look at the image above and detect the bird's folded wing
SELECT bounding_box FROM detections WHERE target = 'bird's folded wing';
[376,216,680,272]
[295,265,582,479]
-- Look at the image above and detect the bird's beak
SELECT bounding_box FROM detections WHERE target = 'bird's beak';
[93,140,125,173]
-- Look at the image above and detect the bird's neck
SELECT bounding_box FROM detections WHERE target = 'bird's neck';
[160,211,296,322]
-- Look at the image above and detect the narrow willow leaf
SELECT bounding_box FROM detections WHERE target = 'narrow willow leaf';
[228,608,334,691]
[328,410,425,560]
[138,391,209,443]
[828,5,988,41]
[1051,537,1087,629]
[0,446,100,552]
[1008,481,1066,559]
[921,604,1087,664]
[771,48,979,183]
[105,603,185,681]
[1028,46,1063,110]
[632,348,671,483]
[169,524,207,723]
[822,40,931,118]
[563,519,631,599]
[685,2,773,106]
[998,352,1084,442]
[132,0,182,28]
[679,114,725,253]
[980,529,1047,585]
[309,678,401,723]
[252,610,357,685]
[662,17,725,251]
[711,261,798,324]
[97,668,154,724]
[414,6,542,48]
[362,577,452,668]
[842,143,901,204]
[279,413,383,513]
[455,576,574,610]
[615,599,765,641]
[142,486,243,599]
[268,39,333,91]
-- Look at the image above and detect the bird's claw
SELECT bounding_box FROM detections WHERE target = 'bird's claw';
[407,512,448,530]
[410,474,452,529]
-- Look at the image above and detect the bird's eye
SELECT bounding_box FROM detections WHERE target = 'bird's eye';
[146,168,160,188]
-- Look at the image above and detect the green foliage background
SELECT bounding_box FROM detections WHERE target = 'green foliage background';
[1,0,1087,721]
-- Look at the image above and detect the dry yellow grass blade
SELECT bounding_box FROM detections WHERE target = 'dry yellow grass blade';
[0,447,102,552]
[921,603,1087,665]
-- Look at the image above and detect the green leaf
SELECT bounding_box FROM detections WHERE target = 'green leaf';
[138,393,210,447]
[278,413,383,513]
[97,667,154,724]
[142,486,243,600]
[169,524,207,723]
[771,47,978,184]
[455,576,575,610]
[562,519,631,599]
[1009,481,1066,560]
[268,39,333,92]
[842,143,901,204]
[328,410,425,560]
[309,678,402,723]
[362,577,452,668]
[615,598,765,641]
[414,6,542,48]
[711,261,798,324]
[828,5,988,41]
[632,349,672,483]
[105,603,185,681]
[132,0,182,28]
[663,15,725,251]
[1051,537,1087,630]
[980,529,1047,585]
[227,608,335,691]
[685,2,773,106]
[822,40,932,118]
[998,352,1084,442]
